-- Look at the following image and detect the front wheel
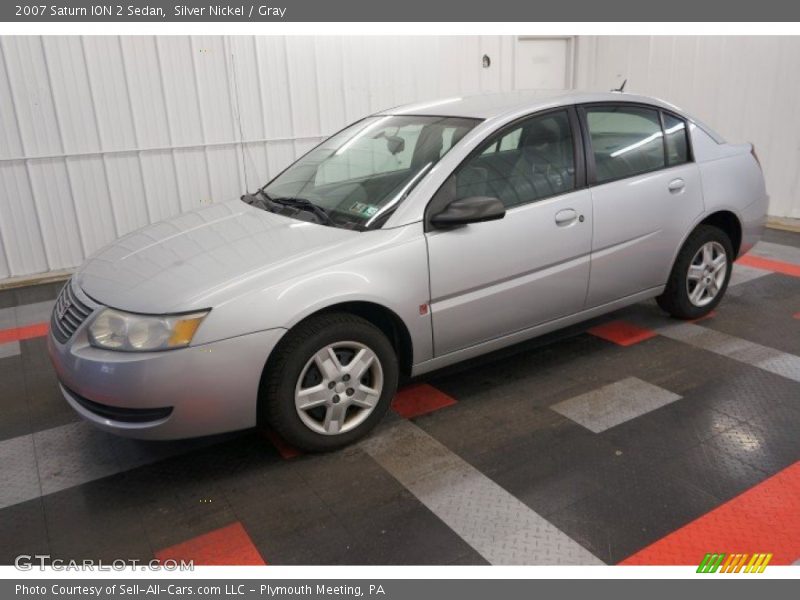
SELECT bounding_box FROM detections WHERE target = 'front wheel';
[259,312,399,452]
[657,224,734,320]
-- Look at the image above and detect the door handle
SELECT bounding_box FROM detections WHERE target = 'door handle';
[668,178,686,193]
[555,209,578,226]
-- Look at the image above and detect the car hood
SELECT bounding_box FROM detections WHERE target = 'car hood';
[76,200,358,313]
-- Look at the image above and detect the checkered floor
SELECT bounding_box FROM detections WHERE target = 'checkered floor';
[1,229,799,566]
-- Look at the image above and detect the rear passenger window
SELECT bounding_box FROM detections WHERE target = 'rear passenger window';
[586,106,665,183]
[663,113,689,166]
[455,111,575,209]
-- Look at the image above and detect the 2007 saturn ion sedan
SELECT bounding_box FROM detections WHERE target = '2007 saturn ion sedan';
[48,91,767,451]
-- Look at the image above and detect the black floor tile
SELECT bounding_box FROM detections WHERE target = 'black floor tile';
[0,354,31,442]
[601,397,742,463]
[42,477,153,562]
[705,274,800,355]
[333,495,485,565]
[547,468,720,564]
[689,368,800,427]
[19,338,80,433]
[661,439,771,503]
[120,437,265,551]
[707,422,800,476]
[0,498,49,565]
[447,552,491,565]
[494,463,604,518]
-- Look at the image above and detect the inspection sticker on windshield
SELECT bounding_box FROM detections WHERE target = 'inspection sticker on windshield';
[348,202,379,217]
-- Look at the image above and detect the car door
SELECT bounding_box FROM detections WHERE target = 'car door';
[580,104,705,307]
[425,108,593,356]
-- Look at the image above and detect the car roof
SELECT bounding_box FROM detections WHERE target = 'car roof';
[377,90,684,121]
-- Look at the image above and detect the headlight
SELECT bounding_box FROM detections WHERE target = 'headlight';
[88,308,209,352]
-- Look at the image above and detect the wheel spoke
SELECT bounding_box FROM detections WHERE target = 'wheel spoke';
[712,254,727,274]
[346,348,376,380]
[707,279,719,297]
[296,384,329,411]
[351,384,380,409]
[687,264,705,281]
[313,346,342,380]
[702,243,714,266]
[323,402,348,434]
[689,282,706,304]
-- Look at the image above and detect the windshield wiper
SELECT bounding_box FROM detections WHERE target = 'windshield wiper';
[243,191,336,227]
[241,189,273,210]
[271,197,335,226]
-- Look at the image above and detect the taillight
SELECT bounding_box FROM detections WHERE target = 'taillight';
[750,144,762,170]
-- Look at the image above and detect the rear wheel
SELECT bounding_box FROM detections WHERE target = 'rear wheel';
[657,225,734,320]
[259,312,398,452]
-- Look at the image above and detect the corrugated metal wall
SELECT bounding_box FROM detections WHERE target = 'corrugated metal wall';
[0,35,516,281]
[575,35,800,220]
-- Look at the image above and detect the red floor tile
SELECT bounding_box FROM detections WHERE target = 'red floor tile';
[587,320,657,346]
[0,322,49,344]
[621,461,800,566]
[793,312,800,320]
[391,383,457,418]
[737,254,800,278]
[155,521,266,566]
[261,428,303,459]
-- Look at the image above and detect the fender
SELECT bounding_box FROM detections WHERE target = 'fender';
[191,225,434,364]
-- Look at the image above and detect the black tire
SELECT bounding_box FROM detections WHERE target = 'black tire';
[259,312,399,452]
[656,224,734,320]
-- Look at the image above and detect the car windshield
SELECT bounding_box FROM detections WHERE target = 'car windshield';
[256,115,481,229]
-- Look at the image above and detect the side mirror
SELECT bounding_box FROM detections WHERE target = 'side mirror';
[430,196,506,229]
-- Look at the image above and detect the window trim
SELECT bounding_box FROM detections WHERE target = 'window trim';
[423,106,586,231]
[577,101,694,187]
[660,109,693,166]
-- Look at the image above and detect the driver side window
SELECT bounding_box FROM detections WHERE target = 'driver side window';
[456,110,575,209]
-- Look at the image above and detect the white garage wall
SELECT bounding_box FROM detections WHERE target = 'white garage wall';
[0,35,517,281]
[3,35,798,283]
[574,36,800,221]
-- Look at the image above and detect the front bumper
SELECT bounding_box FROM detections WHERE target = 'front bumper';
[47,311,286,440]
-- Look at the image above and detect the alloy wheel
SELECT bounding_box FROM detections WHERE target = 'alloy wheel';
[294,341,384,435]
[686,241,728,307]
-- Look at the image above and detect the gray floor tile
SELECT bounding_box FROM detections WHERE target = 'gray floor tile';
[729,263,771,287]
[360,419,603,565]
[0,342,20,359]
[751,240,800,264]
[33,422,120,496]
[0,435,41,509]
[551,376,682,433]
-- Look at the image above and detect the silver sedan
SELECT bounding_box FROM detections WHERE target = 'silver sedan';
[48,91,768,451]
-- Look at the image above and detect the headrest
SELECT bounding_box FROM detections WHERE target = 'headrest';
[450,127,470,147]
[521,120,561,147]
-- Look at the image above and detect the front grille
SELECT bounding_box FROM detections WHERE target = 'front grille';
[51,280,94,343]
[65,385,173,423]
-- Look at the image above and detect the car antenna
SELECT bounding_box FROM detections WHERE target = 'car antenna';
[612,79,627,93]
